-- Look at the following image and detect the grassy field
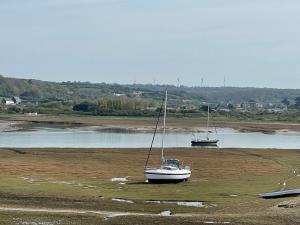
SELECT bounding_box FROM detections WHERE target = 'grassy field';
[0,147,299,224]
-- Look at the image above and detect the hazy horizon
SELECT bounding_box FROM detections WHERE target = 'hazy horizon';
[4,73,300,90]
[1,0,300,88]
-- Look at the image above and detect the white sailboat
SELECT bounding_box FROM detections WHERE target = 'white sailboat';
[191,103,219,146]
[144,90,191,183]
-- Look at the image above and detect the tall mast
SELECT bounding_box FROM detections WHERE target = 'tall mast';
[161,90,167,163]
[206,103,210,139]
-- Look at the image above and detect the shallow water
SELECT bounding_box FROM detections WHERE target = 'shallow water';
[146,200,207,208]
[1,126,300,149]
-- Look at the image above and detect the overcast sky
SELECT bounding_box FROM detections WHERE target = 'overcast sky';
[1,0,300,88]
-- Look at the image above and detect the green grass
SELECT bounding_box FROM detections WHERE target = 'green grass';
[0,148,299,224]
[0,169,299,215]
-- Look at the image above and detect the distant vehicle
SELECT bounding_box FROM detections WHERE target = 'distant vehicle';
[144,90,191,183]
[191,103,219,147]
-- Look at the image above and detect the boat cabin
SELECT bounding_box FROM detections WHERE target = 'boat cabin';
[162,159,180,169]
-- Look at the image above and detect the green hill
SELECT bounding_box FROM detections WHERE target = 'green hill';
[1,74,300,105]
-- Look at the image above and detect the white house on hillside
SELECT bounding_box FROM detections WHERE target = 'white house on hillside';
[2,96,22,105]
[2,98,15,105]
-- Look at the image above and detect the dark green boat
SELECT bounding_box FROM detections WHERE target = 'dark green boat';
[191,103,219,147]
[191,139,219,146]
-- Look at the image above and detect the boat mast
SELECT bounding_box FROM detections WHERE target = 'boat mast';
[161,90,167,163]
[206,103,210,140]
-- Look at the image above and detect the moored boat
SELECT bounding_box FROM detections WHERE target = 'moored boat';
[145,159,191,183]
[144,90,191,183]
[191,103,219,147]
[191,139,219,147]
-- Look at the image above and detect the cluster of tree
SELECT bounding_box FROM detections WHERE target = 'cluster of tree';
[0,98,157,116]
[3,74,300,107]
[0,101,72,115]
[0,75,68,100]
[281,97,300,109]
[72,98,156,116]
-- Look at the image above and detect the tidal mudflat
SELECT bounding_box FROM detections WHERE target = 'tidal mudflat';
[0,147,299,224]
[4,114,300,133]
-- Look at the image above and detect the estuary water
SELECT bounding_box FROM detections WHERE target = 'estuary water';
[0,126,300,149]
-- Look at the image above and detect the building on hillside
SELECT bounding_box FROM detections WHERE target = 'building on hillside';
[132,91,143,97]
[24,112,38,116]
[218,108,230,112]
[246,100,264,110]
[113,93,126,97]
[2,98,15,105]
[12,96,22,104]
[1,96,22,106]
[182,99,193,103]
[146,107,157,111]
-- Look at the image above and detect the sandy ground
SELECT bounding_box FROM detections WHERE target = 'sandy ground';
[2,114,300,133]
[0,121,24,132]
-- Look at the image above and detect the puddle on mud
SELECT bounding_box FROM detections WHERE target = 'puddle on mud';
[146,200,214,208]
[204,222,230,224]
[20,177,97,189]
[111,177,128,182]
[159,210,172,216]
[111,198,134,204]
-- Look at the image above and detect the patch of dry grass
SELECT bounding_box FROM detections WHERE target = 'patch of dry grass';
[0,147,299,224]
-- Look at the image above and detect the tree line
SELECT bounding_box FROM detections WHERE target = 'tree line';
[72,98,156,115]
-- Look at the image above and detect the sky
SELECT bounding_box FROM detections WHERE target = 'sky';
[1,0,300,88]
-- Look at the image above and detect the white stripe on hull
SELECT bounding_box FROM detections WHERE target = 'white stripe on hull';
[144,169,191,181]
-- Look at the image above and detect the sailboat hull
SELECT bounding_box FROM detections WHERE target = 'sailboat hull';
[191,140,219,147]
[147,178,188,183]
[144,168,191,183]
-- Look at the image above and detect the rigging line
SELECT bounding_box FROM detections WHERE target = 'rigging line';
[144,95,165,169]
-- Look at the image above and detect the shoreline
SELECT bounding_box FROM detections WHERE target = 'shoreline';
[0,121,25,132]
[1,114,300,134]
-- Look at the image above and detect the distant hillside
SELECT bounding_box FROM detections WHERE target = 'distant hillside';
[1,74,300,105]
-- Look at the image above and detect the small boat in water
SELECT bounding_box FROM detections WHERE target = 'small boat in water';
[144,90,191,183]
[191,138,219,147]
[191,103,219,147]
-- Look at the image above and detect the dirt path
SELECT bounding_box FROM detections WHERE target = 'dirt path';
[0,206,248,219]
[1,205,295,224]
[0,206,158,218]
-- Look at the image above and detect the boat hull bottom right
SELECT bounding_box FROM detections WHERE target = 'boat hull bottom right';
[147,178,188,184]
[191,141,219,147]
